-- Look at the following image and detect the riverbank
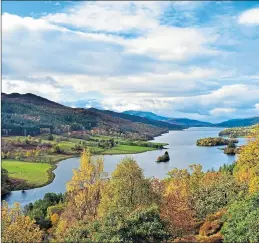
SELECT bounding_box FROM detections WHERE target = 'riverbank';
[2,160,58,194]
[3,127,247,207]
[1,136,167,193]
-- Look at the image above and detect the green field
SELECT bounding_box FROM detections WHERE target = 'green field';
[2,160,55,187]
[103,144,157,154]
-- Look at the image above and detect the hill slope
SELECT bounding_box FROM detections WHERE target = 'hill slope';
[123,110,212,127]
[215,117,259,127]
[1,93,184,140]
[123,110,169,121]
[166,118,212,127]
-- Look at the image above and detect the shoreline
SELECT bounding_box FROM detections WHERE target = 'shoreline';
[2,127,219,194]
[3,138,169,194]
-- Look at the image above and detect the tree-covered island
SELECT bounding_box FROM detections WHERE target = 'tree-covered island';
[196,137,238,146]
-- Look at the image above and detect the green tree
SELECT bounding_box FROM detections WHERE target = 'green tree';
[1,169,10,195]
[48,134,54,141]
[221,193,259,243]
[98,157,157,216]
[192,171,243,220]
[93,206,170,243]
[52,145,61,154]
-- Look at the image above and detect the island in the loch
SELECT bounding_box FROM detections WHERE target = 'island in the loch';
[223,141,240,155]
[196,137,238,147]
[156,151,170,162]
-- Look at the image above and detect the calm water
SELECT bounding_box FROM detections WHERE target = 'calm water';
[3,127,246,206]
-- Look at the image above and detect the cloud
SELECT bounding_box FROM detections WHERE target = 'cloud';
[52,67,218,97]
[2,13,63,33]
[2,78,61,101]
[98,84,259,122]
[43,1,217,61]
[44,1,166,33]
[63,99,104,110]
[238,8,259,25]
[209,108,236,116]
[2,1,259,122]
[124,26,218,61]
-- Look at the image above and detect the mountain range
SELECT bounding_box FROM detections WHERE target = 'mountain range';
[123,110,259,128]
[123,110,212,127]
[1,93,183,140]
[2,93,258,140]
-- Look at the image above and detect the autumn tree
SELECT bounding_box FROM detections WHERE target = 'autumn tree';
[1,201,42,243]
[50,213,59,226]
[98,157,158,217]
[162,164,243,239]
[234,134,259,193]
[65,149,106,220]
[161,167,196,239]
[55,149,106,241]
[26,150,32,158]
[192,171,243,220]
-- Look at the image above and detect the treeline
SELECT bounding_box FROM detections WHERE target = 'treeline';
[196,137,238,146]
[2,128,259,243]
[219,124,259,138]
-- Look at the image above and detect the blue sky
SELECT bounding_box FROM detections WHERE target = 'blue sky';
[2,1,259,122]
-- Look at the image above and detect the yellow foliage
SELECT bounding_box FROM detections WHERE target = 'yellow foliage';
[54,149,106,241]
[162,168,196,238]
[234,134,259,193]
[97,157,156,217]
[196,233,223,243]
[26,150,32,157]
[65,149,106,220]
[53,217,70,242]
[1,201,42,243]
[50,213,59,225]
[66,149,105,193]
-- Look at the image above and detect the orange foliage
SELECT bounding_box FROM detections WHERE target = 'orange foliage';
[50,213,59,225]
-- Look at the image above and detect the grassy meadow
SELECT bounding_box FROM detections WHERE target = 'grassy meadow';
[2,160,56,188]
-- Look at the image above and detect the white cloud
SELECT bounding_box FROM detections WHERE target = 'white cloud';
[43,1,217,61]
[52,67,217,96]
[2,13,63,32]
[210,108,236,116]
[238,8,259,25]
[124,26,218,61]
[44,1,166,33]
[2,79,61,101]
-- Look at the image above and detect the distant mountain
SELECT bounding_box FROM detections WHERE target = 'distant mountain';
[123,110,169,121]
[215,117,259,127]
[166,118,212,127]
[1,93,184,140]
[123,110,212,127]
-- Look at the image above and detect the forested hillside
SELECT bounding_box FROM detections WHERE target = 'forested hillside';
[1,93,183,140]
[215,117,259,127]
[123,110,213,126]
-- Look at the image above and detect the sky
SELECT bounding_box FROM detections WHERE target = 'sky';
[2,1,259,122]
